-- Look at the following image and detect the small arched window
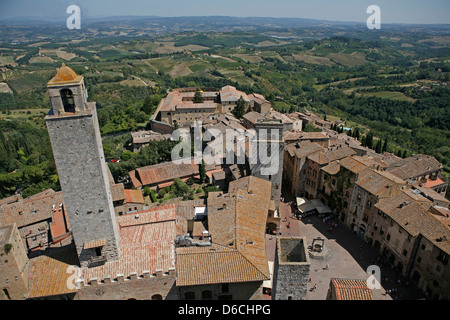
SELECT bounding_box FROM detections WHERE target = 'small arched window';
[151,294,162,300]
[60,88,75,113]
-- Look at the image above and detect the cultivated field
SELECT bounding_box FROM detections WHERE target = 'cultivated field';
[292,54,334,66]
[328,52,367,67]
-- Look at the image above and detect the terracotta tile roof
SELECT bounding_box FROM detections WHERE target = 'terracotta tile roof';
[47,63,83,86]
[49,206,68,239]
[330,278,373,300]
[27,245,79,298]
[248,93,269,105]
[0,194,22,206]
[227,175,272,198]
[356,168,406,198]
[269,111,294,124]
[375,188,432,215]
[234,190,270,278]
[308,147,356,165]
[421,177,446,188]
[157,89,220,112]
[375,189,450,254]
[81,204,176,282]
[129,161,219,188]
[110,183,126,202]
[220,85,249,102]
[0,189,66,229]
[192,220,207,237]
[176,245,268,286]
[386,154,443,180]
[293,142,324,159]
[243,111,267,124]
[177,176,271,286]
[321,161,340,175]
[124,189,144,204]
[175,199,206,220]
[283,131,328,142]
[117,204,175,227]
[339,155,383,173]
[299,132,329,140]
[389,202,450,254]
[207,194,238,246]
[128,169,141,188]
[285,140,311,157]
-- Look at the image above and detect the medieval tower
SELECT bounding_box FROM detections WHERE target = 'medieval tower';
[45,64,120,267]
[272,237,311,300]
[251,118,285,207]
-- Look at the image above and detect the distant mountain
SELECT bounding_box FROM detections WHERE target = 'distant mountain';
[0,15,448,43]
[3,14,449,29]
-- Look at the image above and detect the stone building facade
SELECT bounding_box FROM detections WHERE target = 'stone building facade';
[304,147,356,200]
[283,141,323,197]
[0,224,29,300]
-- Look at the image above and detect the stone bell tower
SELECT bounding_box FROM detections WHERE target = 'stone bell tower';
[45,64,120,267]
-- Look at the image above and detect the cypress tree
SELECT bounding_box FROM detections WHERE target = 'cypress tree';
[199,159,206,183]
[366,132,374,150]
[382,139,388,153]
[354,127,360,140]
[231,96,246,119]
[375,139,382,154]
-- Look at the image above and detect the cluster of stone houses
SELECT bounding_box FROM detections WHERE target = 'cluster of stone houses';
[282,117,449,300]
[151,86,272,130]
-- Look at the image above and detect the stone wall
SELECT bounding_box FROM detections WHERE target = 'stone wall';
[74,271,178,300]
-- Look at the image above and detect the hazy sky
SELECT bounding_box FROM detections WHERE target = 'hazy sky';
[0,0,449,24]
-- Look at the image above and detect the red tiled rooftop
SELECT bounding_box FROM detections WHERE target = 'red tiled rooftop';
[49,207,68,239]
[81,204,176,282]
[422,177,446,188]
[0,189,67,229]
[176,245,268,286]
[129,161,219,188]
[27,245,79,298]
[330,278,373,300]
[124,189,144,204]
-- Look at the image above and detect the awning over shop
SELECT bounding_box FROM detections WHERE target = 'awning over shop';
[296,197,332,214]
[311,199,332,214]
[296,197,316,213]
